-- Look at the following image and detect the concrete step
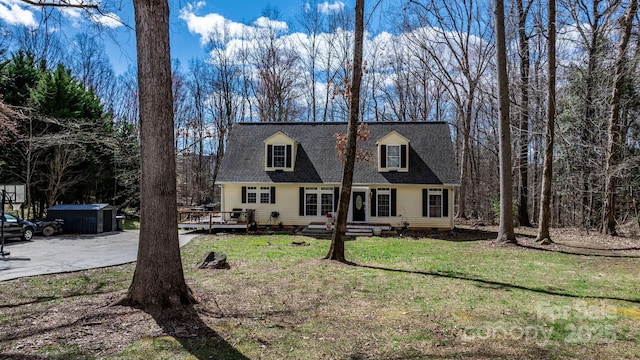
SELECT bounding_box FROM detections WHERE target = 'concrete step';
[345,227,373,236]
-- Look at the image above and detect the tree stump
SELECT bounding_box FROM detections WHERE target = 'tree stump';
[197,252,229,269]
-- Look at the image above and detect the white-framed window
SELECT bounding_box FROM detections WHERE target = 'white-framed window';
[247,186,257,203]
[273,144,286,168]
[320,187,334,215]
[377,188,391,217]
[303,187,335,216]
[260,186,271,204]
[371,188,397,217]
[243,185,275,204]
[428,189,442,218]
[305,187,318,216]
[386,145,401,168]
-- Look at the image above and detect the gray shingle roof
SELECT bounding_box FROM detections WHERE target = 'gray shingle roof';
[217,122,460,185]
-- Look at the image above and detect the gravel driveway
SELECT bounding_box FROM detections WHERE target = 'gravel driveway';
[0,230,199,282]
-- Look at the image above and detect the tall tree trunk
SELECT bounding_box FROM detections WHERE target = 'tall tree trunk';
[602,0,638,235]
[326,0,364,262]
[579,0,604,229]
[494,0,516,243]
[212,128,226,194]
[457,104,472,219]
[122,0,195,313]
[517,0,532,227]
[537,0,556,244]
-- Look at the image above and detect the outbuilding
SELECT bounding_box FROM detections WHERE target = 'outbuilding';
[47,204,117,234]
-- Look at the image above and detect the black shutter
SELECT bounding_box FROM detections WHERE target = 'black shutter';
[370,189,377,216]
[286,145,292,168]
[442,189,449,217]
[271,187,276,204]
[401,144,407,168]
[242,186,247,204]
[380,145,387,168]
[422,189,428,217]
[267,145,273,167]
[299,187,305,216]
[334,187,340,212]
[391,188,397,216]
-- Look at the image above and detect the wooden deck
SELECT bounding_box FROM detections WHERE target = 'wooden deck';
[178,209,255,232]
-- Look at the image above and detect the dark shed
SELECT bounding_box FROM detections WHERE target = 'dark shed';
[47,204,117,234]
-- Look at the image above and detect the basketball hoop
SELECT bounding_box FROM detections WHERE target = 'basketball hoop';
[0,184,25,205]
[11,203,21,212]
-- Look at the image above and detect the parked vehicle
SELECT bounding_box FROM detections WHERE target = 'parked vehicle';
[34,219,64,236]
[1,213,36,241]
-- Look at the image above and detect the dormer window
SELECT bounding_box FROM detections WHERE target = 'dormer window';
[265,131,295,171]
[377,131,409,172]
[267,144,291,169]
[379,143,407,171]
[272,144,287,168]
[386,145,401,168]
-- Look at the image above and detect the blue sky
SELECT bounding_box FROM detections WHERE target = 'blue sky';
[0,0,353,75]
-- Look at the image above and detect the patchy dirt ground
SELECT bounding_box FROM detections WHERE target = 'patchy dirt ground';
[0,227,638,359]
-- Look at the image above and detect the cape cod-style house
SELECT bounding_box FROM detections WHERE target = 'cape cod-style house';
[215,122,459,231]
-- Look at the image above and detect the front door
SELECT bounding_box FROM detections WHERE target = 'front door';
[352,191,366,222]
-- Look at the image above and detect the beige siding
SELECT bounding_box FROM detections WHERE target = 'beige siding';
[222,184,331,226]
[221,183,455,230]
[369,185,454,229]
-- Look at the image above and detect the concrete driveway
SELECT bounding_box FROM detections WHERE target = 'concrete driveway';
[0,230,200,282]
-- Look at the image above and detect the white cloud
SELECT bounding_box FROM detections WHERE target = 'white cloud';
[180,3,290,45]
[318,1,344,14]
[253,16,287,31]
[61,7,83,22]
[0,0,37,28]
[180,3,257,44]
[91,12,122,28]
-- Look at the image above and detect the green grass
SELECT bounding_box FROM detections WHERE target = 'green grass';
[1,233,640,359]
[122,218,140,230]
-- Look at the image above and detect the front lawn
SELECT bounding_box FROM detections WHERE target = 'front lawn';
[1,231,639,359]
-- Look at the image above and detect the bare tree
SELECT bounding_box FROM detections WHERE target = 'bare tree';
[251,19,303,122]
[327,10,355,122]
[405,0,494,219]
[182,59,212,205]
[494,0,516,243]
[515,0,534,227]
[44,144,86,205]
[377,35,440,122]
[68,33,117,109]
[296,0,326,122]
[567,0,621,229]
[111,66,140,124]
[12,19,65,67]
[602,0,638,235]
[206,32,243,192]
[326,0,364,262]
[173,61,201,206]
[536,0,557,244]
[0,101,22,145]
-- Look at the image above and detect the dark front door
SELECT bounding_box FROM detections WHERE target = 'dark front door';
[352,191,366,222]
